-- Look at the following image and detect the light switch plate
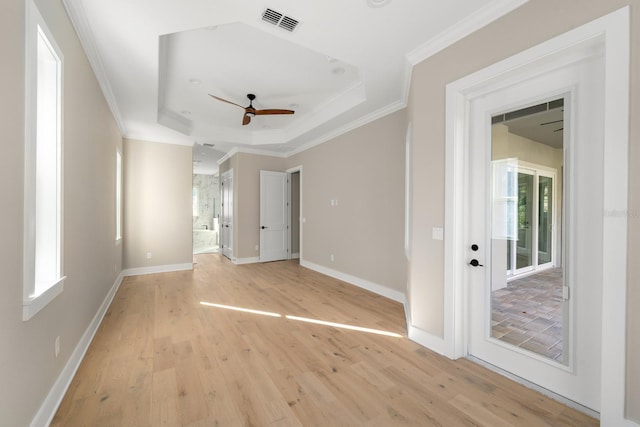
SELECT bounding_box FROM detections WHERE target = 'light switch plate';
[432,227,444,240]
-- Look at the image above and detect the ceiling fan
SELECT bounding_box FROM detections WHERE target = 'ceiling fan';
[209,93,295,126]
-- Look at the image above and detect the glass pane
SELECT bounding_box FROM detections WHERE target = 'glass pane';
[538,176,552,264]
[34,28,61,293]
[516,173,534,270]
[490,99,566,364]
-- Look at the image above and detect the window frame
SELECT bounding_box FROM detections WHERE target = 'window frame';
[23,0,65,321]
[116,148,122,242]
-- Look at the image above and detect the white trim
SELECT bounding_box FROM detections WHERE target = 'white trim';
[61,0,126,135]
[234,257,260,265]
[598,8,632,426]
[286,165,303,262]
[407,324,448,356]
[115,147,122,241]
[300,260,407,304]
[467,355,600,420]
[123,263,193,276]
[217,146,287,165]
[404,123,413,259]
[23,0,66,321]
[402,0,528,106]
[407,0,528,66]
[63,0,528,160]
[444,7,631,424]
[29,272,124,427]
[286,100,405,157]
[22,277,65,321]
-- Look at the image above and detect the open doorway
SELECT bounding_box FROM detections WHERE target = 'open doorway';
[289,170,301,259]
[192,143,224,255]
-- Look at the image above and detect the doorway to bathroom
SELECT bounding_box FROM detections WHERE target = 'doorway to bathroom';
[192,173,220,254]
[192,143,225,255]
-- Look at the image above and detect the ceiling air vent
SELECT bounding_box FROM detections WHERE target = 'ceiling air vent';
[261,8,299,32]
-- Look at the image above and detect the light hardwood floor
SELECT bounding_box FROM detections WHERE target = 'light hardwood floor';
[52,255,597,426]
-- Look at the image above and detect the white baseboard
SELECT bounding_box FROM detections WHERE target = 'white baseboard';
[123,262,193,276]
[30,272,125,427]
[407,323,448,357]
[300,260,407,304]
[291,252,300,259]
[234,257,260,265]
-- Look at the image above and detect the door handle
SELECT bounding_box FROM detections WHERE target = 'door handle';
[261,226,268,229]
[469,259,484,267]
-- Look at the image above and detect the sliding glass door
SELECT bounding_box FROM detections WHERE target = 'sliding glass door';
[507,167,555,278]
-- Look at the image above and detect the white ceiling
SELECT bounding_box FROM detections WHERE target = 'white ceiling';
[63,0,528,173]
[496,99,564,149]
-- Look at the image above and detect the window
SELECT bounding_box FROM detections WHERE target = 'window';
[193,187,199,216]
[23,0,65,321]
[116,149,122,241]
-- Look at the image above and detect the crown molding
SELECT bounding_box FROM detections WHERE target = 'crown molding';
[217,146,288,165]
[401,0,528,107]
[62,0,127,135]
[290,0,529,159]
[61,0,527,158]
[286,99,406,157]
[406,0,528,66]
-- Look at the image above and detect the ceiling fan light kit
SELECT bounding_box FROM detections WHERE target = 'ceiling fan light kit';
[209,93,295,126]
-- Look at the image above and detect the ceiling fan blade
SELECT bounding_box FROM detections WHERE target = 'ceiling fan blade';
[242,114,251,126]
[209,94,245,109]
[254,109,295,116]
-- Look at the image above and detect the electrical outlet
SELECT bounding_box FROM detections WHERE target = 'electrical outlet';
[55,336,60,358]
[146,252,152,259]
[330,254,335,262]
[255,245,259,251]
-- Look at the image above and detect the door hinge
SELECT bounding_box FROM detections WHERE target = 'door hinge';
[563,285,570,301]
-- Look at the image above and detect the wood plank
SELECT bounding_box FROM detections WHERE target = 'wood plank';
[53,255,598,426]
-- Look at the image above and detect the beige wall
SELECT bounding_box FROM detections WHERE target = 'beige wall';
[492,124,563,171]
[287,109,408,294]
[0,0,123,424]
[123,139,193,269]
[407,0,639,420]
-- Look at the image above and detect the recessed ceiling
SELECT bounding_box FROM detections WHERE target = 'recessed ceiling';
[62,0,529,160]
[158,22,362,148]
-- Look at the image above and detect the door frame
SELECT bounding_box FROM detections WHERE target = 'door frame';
[443,7,629,423]
[286,165,303,261]
[220,168,234,260]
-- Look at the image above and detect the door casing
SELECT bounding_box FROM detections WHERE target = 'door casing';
[220,169,233,260]
[443,7,629,423]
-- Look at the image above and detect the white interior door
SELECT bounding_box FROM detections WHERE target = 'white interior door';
[260,170,288,262]
[467,53,604,411]
[220,169,233,259]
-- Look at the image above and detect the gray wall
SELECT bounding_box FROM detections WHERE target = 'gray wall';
[0,0,123,424]
[406,0,639,420]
